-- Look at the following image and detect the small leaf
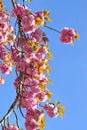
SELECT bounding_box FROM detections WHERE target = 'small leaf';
[47,51,53,59]
[28,0,32,2]
[56,100,60,106]
[33,45,39,52]
[75,33,80,40]
[47,78,52,84]
[39,116,46,130]
[45,17,52,22]
[46,90,53,100]
[58,109,64,118]
[43,10,50,17]
[71,38,74,44]
[42,37,49,43]
[59,105,66,110]
[46,43,50,51]
[35,17,44,27]
[39,66,44,74]
[40,82,47,92]
[46,66,52,75]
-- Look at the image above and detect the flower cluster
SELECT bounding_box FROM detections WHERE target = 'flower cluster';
[12,35,56,129]
[12,4,45,34]
[11,3,64,130]
[0,1,16,85]
[60,27,79,44]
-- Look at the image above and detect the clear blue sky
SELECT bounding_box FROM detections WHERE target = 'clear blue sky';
[0,0,87,130]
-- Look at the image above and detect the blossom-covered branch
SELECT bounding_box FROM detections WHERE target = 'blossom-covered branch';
[0,0,79,129]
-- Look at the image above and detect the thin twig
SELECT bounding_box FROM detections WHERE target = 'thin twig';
[45,25,60,33]
[19,107,26,119]
[13,109,19,128]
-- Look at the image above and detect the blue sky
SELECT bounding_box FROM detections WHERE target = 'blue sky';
[0,0,87,130]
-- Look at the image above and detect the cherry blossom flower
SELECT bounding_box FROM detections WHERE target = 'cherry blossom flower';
[60,27,75,44]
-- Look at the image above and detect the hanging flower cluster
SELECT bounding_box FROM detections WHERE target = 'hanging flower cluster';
[0,0,16,85]
[11,4,62,129]
[60,27,79,44]
[0,0,79,130]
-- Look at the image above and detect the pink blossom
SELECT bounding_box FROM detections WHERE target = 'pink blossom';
[25,119,39,130]
[12,4,24,17]
[60,27,75,43]
[22,25,35,34]
[34,11,44,20]
[20,92,38,109]
[14,77,20,88]
[2,125,19,130]
[36,46,47,59]
[0,32,5,43]
[22,15,35,26]
[0,44,5,51]
[0,51,11,61]
[26,109,44,122]
[12,4,36,34]
[30,29,43,42]
[8,124,19,130]
[44,103,58,118]
[12,4,29,17]
[11,47,21,62]
[34,11,44,26]
[36,92,47,102]
[0,22,8,31]
[23,44,33,57]
[0,64,12,75]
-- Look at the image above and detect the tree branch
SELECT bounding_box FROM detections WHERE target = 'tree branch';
[0,94,19,126]
[45,25,60,33]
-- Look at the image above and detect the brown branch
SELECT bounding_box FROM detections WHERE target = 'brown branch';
[19,107,26,119]
[45,25,60,33]
[0,94,19,126]
[13,109,19,128]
